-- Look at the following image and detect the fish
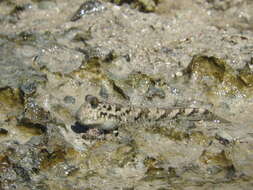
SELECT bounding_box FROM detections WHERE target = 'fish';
[73,95,229,132]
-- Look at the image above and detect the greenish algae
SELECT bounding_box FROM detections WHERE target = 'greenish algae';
[186,55,253,97]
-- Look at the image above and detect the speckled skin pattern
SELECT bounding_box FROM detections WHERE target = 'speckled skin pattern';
[76,95,227,130]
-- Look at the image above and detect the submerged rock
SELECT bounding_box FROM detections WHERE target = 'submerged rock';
[18,98,51,132]
[0,127,77,189]
[1,0,253,189]
[185,55,250,97]
[0,87,23,118]
[0,128,8,135]
[63,96,76,104]
[0,43,47,89]
[228,139,253,177]
[108,0,159,12]
[238,62,253,87]
[215,131,234,145]
[71,0,105,21]
[37,0,57,10]
[20,82,37,97]
[145,85,165,99]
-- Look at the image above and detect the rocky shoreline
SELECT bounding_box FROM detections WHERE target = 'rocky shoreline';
[0,0,253,189]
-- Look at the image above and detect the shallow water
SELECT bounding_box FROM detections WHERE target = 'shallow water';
[0,0,253,189]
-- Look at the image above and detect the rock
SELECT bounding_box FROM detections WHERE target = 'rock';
[36,45,83,74]
[72,30,92,43]
[0,128,8,135]
[109,0,158,12]
[20,82,37,97]
[63,96,76,104]
[145,86,165,99]
[238,62,253,87]
[186,55,248,97]
[215,130,233,145]
[0,0,253,189]
[0,87,23,118]
[228,140,253,177]
[0,43,47,89]
[99,85,109,99]
[71,0,105,21]
[38,0,57,9]
[18,98,51,132]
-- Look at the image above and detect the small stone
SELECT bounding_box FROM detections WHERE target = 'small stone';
[0,128,8,135]
[72,31,92,43]
[13,165,31,182]
[170,87,180,95]
[20,82,37,96]
[123,54,131,62]
[99,86,109,99]
[146,86,165,99]
[229,140,253,177]
[206,166,222,175]
[63,96,76,104]
[175,71,183,77]
[19,98,50,132]
[38,1,57,9]
[215,131,233,145]
[71,0,105,21]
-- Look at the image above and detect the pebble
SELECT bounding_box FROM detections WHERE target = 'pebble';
[20,82,37,96]
[63,96,76,104]
[0,128,8,135]
[71,0,105,21]
[215,131,233,145]
[38,1,57,9]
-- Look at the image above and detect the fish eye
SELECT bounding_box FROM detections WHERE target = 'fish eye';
[85,95,99,108]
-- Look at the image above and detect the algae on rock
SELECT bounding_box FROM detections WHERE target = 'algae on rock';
[185,55,251,97]
[108,0,159,12]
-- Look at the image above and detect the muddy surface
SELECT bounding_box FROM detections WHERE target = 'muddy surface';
[0,0,253,189]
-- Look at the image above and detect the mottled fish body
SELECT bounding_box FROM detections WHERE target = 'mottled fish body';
[76,95,228,131]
